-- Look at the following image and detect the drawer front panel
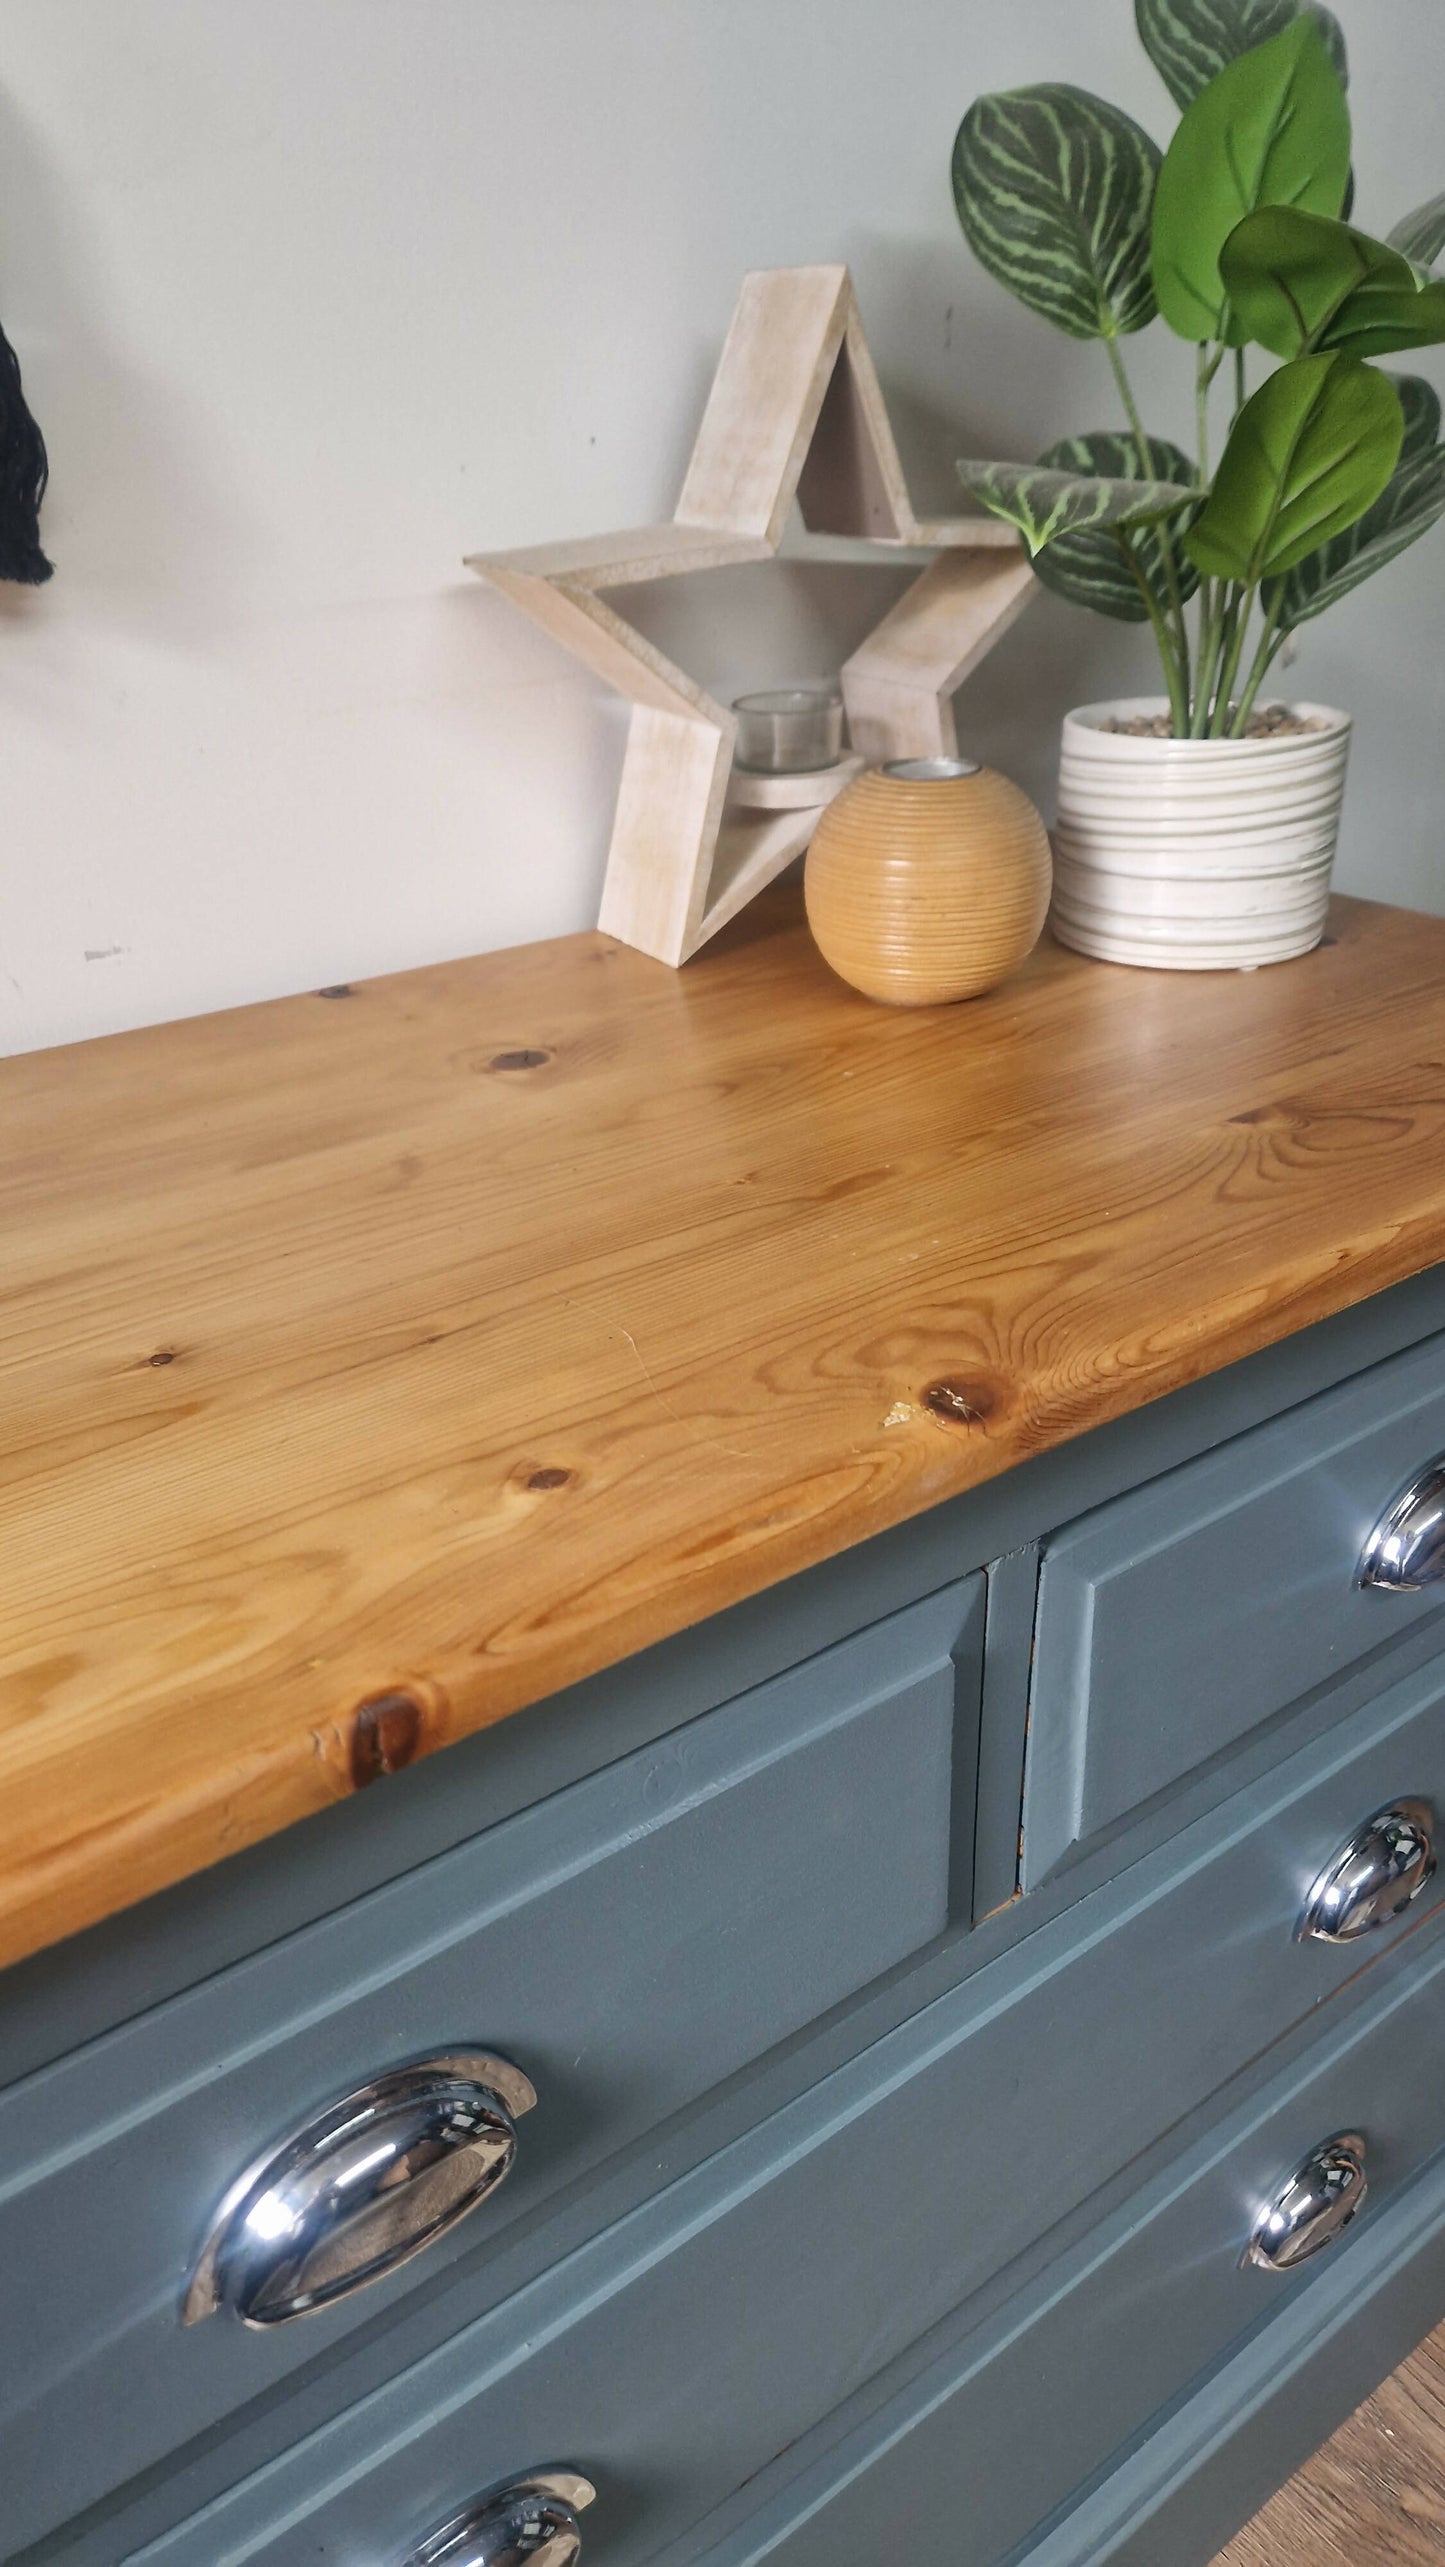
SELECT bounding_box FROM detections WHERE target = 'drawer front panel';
[683,1925,1445,2567]
[1025,1329,1445,1884]
[116,1668,1445,2567]
[0,1583,976,2555]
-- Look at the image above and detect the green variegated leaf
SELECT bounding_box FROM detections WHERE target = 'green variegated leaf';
[957,458,1197,557]
[1389,190,1445,272]
[1391,374,1443,460]
[1030,432,1202,619]
[1185,352,1403,582]
[1135,0,1347,108]
[1265,441,1445,627]
[1151,18,1351,343]
[952,85,1161,340]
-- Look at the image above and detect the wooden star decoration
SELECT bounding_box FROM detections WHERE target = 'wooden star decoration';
[468,264,1036,966]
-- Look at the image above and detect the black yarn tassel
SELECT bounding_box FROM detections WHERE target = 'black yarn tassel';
[0,315,51,585]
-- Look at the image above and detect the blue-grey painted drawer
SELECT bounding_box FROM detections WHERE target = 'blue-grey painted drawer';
[1024,1328,1445,1885]
[106,1659,1445,2567]
[0,1582,977,2556]
[678,1918,1445,2567]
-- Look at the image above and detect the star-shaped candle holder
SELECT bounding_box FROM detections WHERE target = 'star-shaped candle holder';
[468,264,1035,966]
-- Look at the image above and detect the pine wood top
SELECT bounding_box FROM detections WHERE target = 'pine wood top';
[6,884,1445,1966]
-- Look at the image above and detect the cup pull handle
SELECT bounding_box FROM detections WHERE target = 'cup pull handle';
[1243,2133,1368,2274]
[1359,1458,1445,1590]
[183,2049,536,2327]
[1297,1802,1436,1943]
[402,2471,596,2566]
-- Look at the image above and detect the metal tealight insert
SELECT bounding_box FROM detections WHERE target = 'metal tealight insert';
[882,756,982,781]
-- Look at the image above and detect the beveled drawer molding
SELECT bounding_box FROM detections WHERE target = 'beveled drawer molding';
[0,1586,975,2554]
[672,1930,1445,2567]
[115,1727,1445,2567]
[1024,1329,1445,1886]
[6,884,1445,1966]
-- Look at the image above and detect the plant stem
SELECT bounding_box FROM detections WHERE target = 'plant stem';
[1208,586,1257,736]
[1115,529,1189,735]
[1172,559,1193,718]
[1233,344,1247,418]
[1190,586,1225,737]
[1228,597,1287,737]
[1195,339,1227,481]
[1186,345,1236,735]
[1206,589,1241,732]
[1106,334,1191,725]
[1106,333,1151,474]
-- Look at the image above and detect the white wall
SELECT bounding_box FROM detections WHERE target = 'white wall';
[0,0,1441,1055]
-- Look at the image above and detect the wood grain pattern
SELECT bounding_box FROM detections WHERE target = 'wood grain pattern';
[840,550,1038,765]
[1214,2318,1445,2562]
[4,884,1445,1967]
[675,264,860,545]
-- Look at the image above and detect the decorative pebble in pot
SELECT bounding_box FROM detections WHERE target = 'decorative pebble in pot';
[803,757,1052,1006]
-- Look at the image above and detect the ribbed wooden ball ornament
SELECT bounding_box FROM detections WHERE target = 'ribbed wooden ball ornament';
[804,757,1052,1006]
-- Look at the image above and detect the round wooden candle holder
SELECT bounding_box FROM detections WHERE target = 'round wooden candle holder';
[803,757,1052,1006]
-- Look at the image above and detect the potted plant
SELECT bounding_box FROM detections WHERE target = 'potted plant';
[951,0,1445,968]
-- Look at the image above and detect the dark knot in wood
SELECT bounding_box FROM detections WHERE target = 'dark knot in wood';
[921,1376,999,1428]
[349,1690,424,1788]
[489,1047,552,1072]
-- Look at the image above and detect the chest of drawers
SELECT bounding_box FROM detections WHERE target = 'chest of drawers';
[5,884,1445,2566]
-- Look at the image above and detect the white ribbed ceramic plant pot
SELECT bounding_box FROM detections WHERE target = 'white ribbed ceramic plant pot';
[1052,697,1352,970]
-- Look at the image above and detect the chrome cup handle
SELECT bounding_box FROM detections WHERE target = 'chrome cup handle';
[403,2472,596,2567]
[184,2050,536,2327]
[1297,1801,1436,1943]
[1242,2133,1368,2273]
[1358,1458,1445,1590]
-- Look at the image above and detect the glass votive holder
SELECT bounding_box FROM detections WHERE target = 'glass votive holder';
[733,687,845,775]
